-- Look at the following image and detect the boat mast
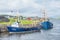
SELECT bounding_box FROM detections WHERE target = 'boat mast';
[43,9,47,21]
[16,10,20,23]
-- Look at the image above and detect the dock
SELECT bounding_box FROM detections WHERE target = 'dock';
[0,24,8,33]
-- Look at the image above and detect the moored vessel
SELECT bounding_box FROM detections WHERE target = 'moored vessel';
[7,11,41,33]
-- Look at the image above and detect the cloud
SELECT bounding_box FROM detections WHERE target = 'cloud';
[0,0,60,18]
[46,1,60,8]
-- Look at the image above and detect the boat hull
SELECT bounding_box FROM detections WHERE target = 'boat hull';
[7,26,41,33]
[41,21,53,30]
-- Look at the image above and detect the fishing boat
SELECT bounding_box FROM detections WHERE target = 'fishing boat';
[7,11,41,33]
[41,10,53,30]
[7,22,41,33]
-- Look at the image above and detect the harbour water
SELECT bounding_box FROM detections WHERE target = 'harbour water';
[0,19,60,40]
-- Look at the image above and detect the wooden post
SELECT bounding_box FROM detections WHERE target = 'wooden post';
[0,28,1,33]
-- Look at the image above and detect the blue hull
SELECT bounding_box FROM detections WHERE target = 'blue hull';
[7,26,40,33]
[41,21,53,30]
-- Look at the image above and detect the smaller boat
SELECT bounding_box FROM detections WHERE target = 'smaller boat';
[41,20,53,30]
[41,10,53,30]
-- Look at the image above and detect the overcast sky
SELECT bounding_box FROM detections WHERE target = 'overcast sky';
[0,0,60,18]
